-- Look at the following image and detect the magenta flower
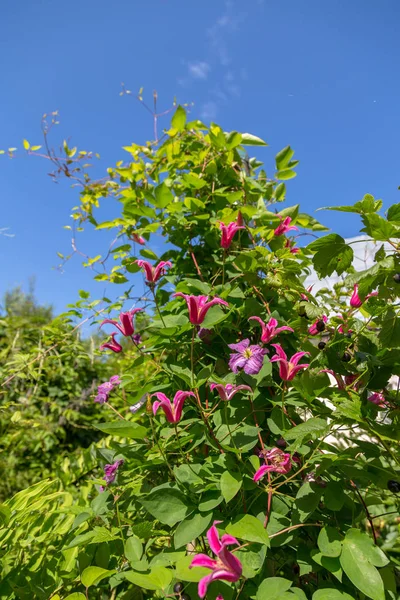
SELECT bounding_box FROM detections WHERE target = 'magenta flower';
[151,390,195,424]
[190,521,242,599]
[350,284,378,308]
[101,308,143,337]
[228,339,267,375]
[173,293,229,325]
[368,392,387,407]
[99,333,123,353]
[300,285,314,302]
[249,316,294,344]
[219,217,245,249]
[100,459,124,491]
[308,315,328,336]
[270,344,309,381]
[210,383,252,401]
[136,260,172,284]
[254,447,292,482]
[95,375,121,404]
[274,216,299,236]
[285,239,300,254]
[131,233,145,245]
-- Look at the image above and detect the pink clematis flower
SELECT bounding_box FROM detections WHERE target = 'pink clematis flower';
[190,521,242,599]
[151,390,195,424]
[368,392,387,407]
[219,217,245,249]
[274,216,299,237]
[308,315,328,336]
[270,344,309,381]
[99,333,123,353]
[228,339,268,375]
[254,447,292,482]
[249,316,294,344]
[285,239,300,254]
[173,293,229,325]
[95,375,121,404]
[101,308,143,337]
[350,284,378,308]
[210,383,252,401]
[131,233,146,245]
[100,459,124,491]
[300,285,314,302]
[136,260,172,285]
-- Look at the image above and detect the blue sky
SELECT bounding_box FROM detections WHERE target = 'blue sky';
[1,0,399,316]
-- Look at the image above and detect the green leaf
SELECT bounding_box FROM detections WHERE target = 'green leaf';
[340,528,386,600]
[313,589,347,600]
[276,168,297,180]
[311,550,343,581]
[307,234,354,277]
[226,514,269,545]
[140,488,192,526]
[125,566,172,590]
[240,133,267,146]
[275,146,295,170]
[226,131,242,149]
[182,172,207,189]
[154,183,174,209]
[93,421,148,439]
[171,105,187,131]
[174,512,212,549]
[220,471,242,503]
[64,595,86,600]
[81,566,115,587]
[284,418,328,442]
[318,526,342,557]
[256,577,292,600]
[140,247,159,260]
[125,535,143,563]
[379,309,400,348]
[387,202,400,222]
[361,213,398,241]
[23,139,30,150]
[293,482,323,523]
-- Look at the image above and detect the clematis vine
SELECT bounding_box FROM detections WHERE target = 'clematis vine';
[308,315,328,335]
[99,333,123,353]
[101,308,143,337]
[274,216,299,236]
[210,382,252,401]
[94,375,121,404]
[190,521,242,599]
[151,391,195,424]
[300,285,314,302]
[100,459,124,491]
[254,447,292,482]
[228,339,267,375]
[173,293,229,325]
[270,344,309,381]
[249,316,294,344]
[131,233,145,245]
[321,370,359,390]
[350,284,378,308]
[136,260,172,285]
[219,215,245,249]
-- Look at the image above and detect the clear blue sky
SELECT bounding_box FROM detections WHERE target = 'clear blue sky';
[1,0,399,316]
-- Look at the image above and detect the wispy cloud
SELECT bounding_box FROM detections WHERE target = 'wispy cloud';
[200,101,218,121]
[188,61,211,80]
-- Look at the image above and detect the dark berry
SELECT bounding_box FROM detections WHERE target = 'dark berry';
[174,583,184,594]
[393,273,400,284]
[181,595,191,600]
[316,320,325,332]
[342,352,351,362]
[318,341,326,350]
[276,437,287,449]
[345,332,352,338]
[387,480,400,493]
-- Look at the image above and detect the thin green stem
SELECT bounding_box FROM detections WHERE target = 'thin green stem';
[149,412,175,479]
[151,287,166,326]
